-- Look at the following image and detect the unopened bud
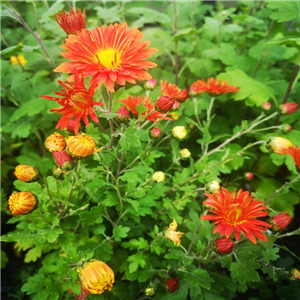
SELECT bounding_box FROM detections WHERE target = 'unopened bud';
[266,137,292,155]
[52,167,66,180]
[289,268,300,281]
[14,165,40,183]
[155,96,175,112]
[116,106,130,122]
[53,150,74,171]
[64,120,81,134]
[280,124,293,133]
[152,171,165,183]
[45,132,66,152]
[279,103,299,115]
[261,102,271,111]
[213,238,234,255]
[170,112,179,120]
[144,79,157,91]
[180,148,191,159]
[149,128,161,139]
[171,126,187,140]
[268,212,294,232]
[244,172,254,181]
[144,287,155,296]
[204,180,220,193]
[189,87,198,97]
[172,101,180,111]
[165,278,179,293]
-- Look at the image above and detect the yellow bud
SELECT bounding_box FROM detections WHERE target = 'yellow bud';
[152,171,165,183]
[171,126,187,140]
[180,148,191,158]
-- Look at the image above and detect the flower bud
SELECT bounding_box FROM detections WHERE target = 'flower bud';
[80,260,114,295]
[279,102,299,115]
[144,79,157,91]
[171,126,187,140]
[53,150,74,171]
[14,165,40,182]
[189,124,195,130]
[155,96,175,112]
[244,172,254,181]
[152,171,165,182]
[261,102,271,111]
[144,286,155,296]
[116,106,130,122]
[280,124,293,133]
[266,137,292,155]
[165,278,179,293]
[289,268,300,281]
[172,101,180,111]
[213,238,234,255]
[268,212,294,232]
[45,132,66,152]
[64,120,81,134]
[149,128,161,139]
[204,180,220,193]
[52,167,67,180]
[68,133,102,158]
[170,112,179,120]
[180,148,191,159]
[8,192,37,216]
[189,87,198,97]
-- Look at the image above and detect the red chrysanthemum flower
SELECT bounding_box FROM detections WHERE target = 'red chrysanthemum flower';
[54,7,86,35]
[287,145,300,170]
[42,70,103,134]
[119,95,172,123]
[190,78,239,95]
[201,188,271,244]
[54,23,158,92]
[160,80,188,101]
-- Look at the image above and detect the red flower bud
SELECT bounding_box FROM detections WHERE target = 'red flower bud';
[149,128,161,139]
[116,106,130,122]
[155,96,175,112]
[165,278,179,293]
[268,212,294,232]
[213,238,234,255]
[144,79,157,91]
[53,150,74,171]
[189,87,197,97]
[172,101,180,111]
[279,102,299,115]
[261,102,271,111]
[65,120,80,134]
[244,172,254,181]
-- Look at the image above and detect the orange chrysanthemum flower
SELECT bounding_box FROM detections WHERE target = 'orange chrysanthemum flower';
[8,192,37,216]
[54,7,86,35]
[287,145,300,170]
[119,95,172,123]
[201,188,271,244]
[42,70,103,135]
[190,78,239,95]
[54,23,158,92]
[14,165,40,183]
[160,80,188,101]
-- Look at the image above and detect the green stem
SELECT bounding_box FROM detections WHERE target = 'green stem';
[206,97,215,127]
[193,98,203,131]
[186,221,203,256]
[276,229,300,239]
[38,208,52,226]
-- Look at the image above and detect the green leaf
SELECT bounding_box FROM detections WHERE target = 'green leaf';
[172,28,197,42]
[113,86,126,101]
[24,245,43,263]
[113,225,130,242]
[164,249,193,264]
[183,269,214,289]
[119,131,141,150]
[127,252,146,273]
[218,70,276,106]
[263,247,280,263]
[79,205,104,226]
[1,250,8,269]
[266,0,300,23]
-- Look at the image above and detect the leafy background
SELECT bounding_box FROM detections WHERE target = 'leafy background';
[1,0,300,299]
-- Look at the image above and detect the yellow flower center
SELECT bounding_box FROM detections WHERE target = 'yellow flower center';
[96,49,121,69]
[226,205,246,225]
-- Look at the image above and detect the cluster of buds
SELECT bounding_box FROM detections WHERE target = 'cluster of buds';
[213,238,234,255]
[267,212,294,232]
[8,192,37,216]
[171,126,187,140]
[278,102,299,115]
[164,219,184,247]
[152,171,165,183]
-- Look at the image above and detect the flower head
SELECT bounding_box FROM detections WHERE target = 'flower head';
[116,106,130,122]
[165,278,179,293]
[201,188,271,244]
[261,102,271,111]
[68,133,102,158]
[14,165,40,182]
[53,150,74,171]
[80,260,114,295]
[144,79,157,91]
[155,96,175,112]
[244,172,254,181]
[45,132,66,152]
[10,55,27,66]
[54,23,158,92]
[119,95,172,123]
[279,102,299,115]
[8,192,37,216]
[152,171,165,182]
[54,7,86,35]
[266,137,292,155]
[268,212,294,232]
[160,80,188,101]
[287,145,300,170]
[164,219,184,247]
[171,126,187,140]
[149,128,161,139]
[144,286,155,296]
[213,238,234,255]
[190,78,239,95]
[42,70,103,135]
[180,148,191,159]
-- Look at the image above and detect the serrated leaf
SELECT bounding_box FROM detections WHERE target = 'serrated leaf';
[266,0,300,23]
[113,225,130,242]
[263,247,280,263]
[79,206,104,226]
[127,252,146,273]
[182,269,214,289]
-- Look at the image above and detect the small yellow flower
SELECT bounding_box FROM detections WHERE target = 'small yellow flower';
[266,137,292,155]
[10,55,27,66]
[205,180,220,193]
[152,171,165,183]
[45,132,66,152]
[171,126,187,140]
[14,165,40,182]
[80,260,114,295]
[164,218,184,247]
[8,192,37,216]
[180,148,191,159]
[170,112,179,120]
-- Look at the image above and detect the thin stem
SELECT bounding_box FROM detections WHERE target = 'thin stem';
[186,222,202,256]
[32,2,40,38]
[38,208,52,226]
[265,173,300,205]
[106,90,115,149]
[173,0,179,84]
[42,177,60,213]
[193,98,203,131]
[206,97,215,126]
[276,229,300,239]
[62,174,76,217]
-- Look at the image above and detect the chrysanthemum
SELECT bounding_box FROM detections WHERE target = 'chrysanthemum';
[160,80,188,101]
[201,188,271,244]
[287,145,300,170]
[54,23,158,92]
[190,78,239,95]
[164,219,184,247]
[42,70,103,134]
[54,7,86,34]
[119,95,172,123]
